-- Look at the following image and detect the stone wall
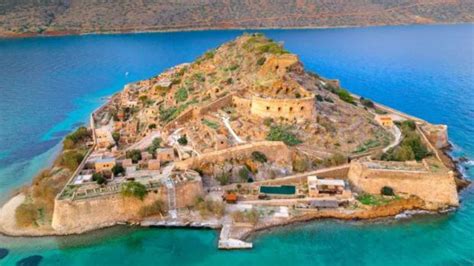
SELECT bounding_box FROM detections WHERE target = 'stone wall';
[175,141,290,170]
[347,161,458,208]
[232,95,251,114]
[51,180,202,233]
[250,95,314,120]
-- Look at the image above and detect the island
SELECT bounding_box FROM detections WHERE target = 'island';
[0,33,468,249]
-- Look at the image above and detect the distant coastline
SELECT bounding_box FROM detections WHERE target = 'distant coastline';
[1,22,471,39]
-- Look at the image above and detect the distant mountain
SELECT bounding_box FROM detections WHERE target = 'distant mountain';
[1,0,473,37]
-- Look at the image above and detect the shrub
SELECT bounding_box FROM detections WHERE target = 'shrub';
[111,164,125,176]
[147,137,162,155]
[216,172,230,186]
[92,172,107,185]
[381,186,395,196]
[251,151,267,163]
[293,156,309,172]
[175,87,188,103]
[263,118,273,127]
[239,166,251,181]
[121,181,148,200]
[266,125,302,146]
[15,203,38,227]
[315,94,324,102]
[257,57,266,66]
[360,97,375,108]
[321,153,347,167]
[63,126,90,149]
[126,149,142,163]
[202,119,219,130]
[112,132,120,142]
[59,150,85,171]
[177,135,188,145]
[336,88,355,104]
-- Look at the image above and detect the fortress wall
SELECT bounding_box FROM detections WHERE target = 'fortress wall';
[250,96,314,120]
[175,141,290,170]
[347,161,458,208]
[51,180,202,233]
[196,93,235,116]
[232,96,251,113]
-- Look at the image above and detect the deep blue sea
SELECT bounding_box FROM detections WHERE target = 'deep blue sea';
[0,24,473,266]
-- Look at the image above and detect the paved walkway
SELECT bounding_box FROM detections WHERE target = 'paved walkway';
[383,125,402,152]
[220,114,245,144]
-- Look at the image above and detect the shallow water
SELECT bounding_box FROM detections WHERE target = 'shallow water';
[0,24,473,265]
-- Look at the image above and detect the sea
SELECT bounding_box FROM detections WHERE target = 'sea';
[0,24,473,266]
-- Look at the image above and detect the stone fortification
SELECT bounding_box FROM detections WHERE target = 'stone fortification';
[175,141,290,170]
[249,95,314,121]
[51,180,202,233]
[347,160,458,208]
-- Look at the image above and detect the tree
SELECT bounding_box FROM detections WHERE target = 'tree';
[92,172,107,185]
[147,137,162,155]
[266,125,302,146]
[239,167,250,182]
[177,135,188,145]
[112,132,120,143]
[216,172,230,186]
[112,164,125,176]
[121,181,148,200]
[251,151,267,163]
[126,149,142,163]
[381,186,395,196]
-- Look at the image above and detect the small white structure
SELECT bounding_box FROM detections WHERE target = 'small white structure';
[308,176,345,197]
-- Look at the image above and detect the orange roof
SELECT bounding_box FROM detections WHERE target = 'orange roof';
[225,193,237,201]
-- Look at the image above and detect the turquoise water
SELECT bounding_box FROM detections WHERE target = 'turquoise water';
[260,185,296,195]
[0,24,473,265]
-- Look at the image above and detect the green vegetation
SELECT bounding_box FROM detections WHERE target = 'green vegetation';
[238,166,251,182]
[159,100,198,123]
[177,135,188,145]
[59,150,85,171]
[381,186,395,196]
[112,131,120,142]
[139,200,166,217]
[216,172,230,186]
[126,149,142,163]
[382,120,429,161]
[266,125,302,146]
[243,35,288,55]
[359,97,375,108]
[225,64,239,71]
[197,49,215,64]
[121,181,148,200]
[111,164,125,176]
[315,94,324,102]
[192,72,205,82]
[325,84,355,105]
[257,57,266,66]
[251,151,267,163]
[353,139,381,153]
[92,172,107,185]
[202,119,219,130]
[175,87,188,103]
[357,193,399,206]
[63,126,90,149]
[147,137,162,155]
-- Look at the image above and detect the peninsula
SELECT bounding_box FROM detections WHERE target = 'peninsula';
[0,34,468,249]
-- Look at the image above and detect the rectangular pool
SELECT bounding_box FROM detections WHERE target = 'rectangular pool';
[260,185,296,195]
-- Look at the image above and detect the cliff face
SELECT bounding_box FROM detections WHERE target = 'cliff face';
[1,0,473,37]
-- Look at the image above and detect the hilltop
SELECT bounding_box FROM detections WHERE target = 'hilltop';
[0,0,473,37]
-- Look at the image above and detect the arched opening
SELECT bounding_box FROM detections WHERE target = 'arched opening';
[278,107,281,112]
[266,106,270,111]
[289,107,293,112]
[300,106,304,111]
